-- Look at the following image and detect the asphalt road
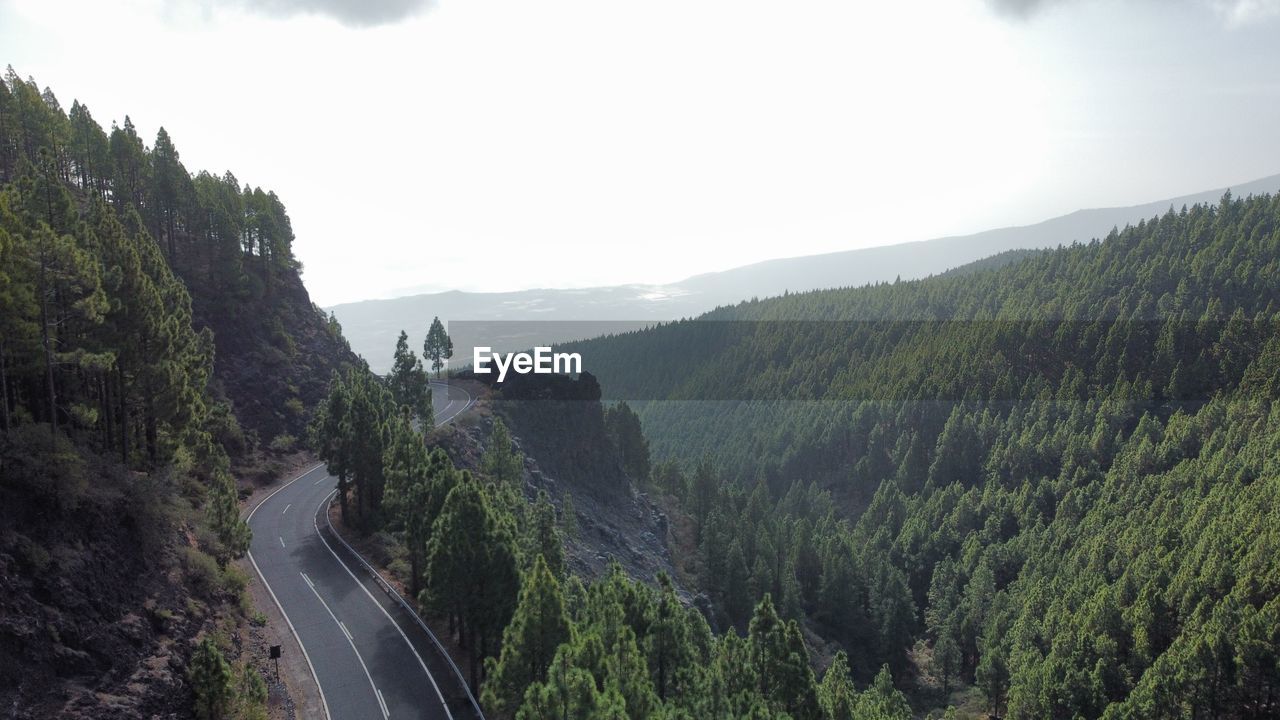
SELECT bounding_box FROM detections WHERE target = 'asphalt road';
[247,381,478,720]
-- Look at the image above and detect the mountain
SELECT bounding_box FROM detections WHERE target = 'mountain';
[331,173,1280,372]
[554,189,1280,716]
[0,70,359,718]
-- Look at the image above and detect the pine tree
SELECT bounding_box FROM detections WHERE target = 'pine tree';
[423,316,453,377]
[189,637,235,720]
[382,411,429,526]
[483,554,571,716]
[483,416,524,486]
[854,665,911,720]
[748,595,820,720]
[722,540,751,629]
[931,633,961,697]
[528,490,565,578]
[818,651,856,720]
[560,493,579,539]
[604,401,650,482]
[975,641,1010,719]
[342,369,392,528]
[150,127,188,262]
[109,116,148,210]
[424,477,520,690]
[207,466,251,564]
[389,329,432,424]
[403,477,433,599]
[311,373,353,523]
[517,648,601,720]
[646,574,691,703]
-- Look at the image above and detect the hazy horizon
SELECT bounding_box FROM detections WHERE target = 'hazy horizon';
[361,166,1280,304]
[4,0,1280,305]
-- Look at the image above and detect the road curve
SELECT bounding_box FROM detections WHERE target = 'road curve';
[247,381,478,720]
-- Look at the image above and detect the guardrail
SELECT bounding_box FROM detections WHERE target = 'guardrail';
[323,497,486,720]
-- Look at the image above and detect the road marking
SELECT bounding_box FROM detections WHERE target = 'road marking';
[244,463,332,720]
[279,537,286,548]
[300,570,385,718]
[282,503,291,515]
[315,490,456,719]
[339,621,353,642]
[377,688,390,719]
[246,384,473,720]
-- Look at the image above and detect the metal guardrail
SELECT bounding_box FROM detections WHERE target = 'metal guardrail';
[323,500,486,720]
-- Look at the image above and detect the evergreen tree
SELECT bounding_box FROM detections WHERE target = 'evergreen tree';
[818,651,857,720]
[483,554,571,716]
[388,329,432,424]
[207,466,251,564]
[382,411,428,526]
[930,634,961,697]
[483,416,524,486]
[189,637,235,720]
[528,490,564,578]
[854,666,911,720]
[312,373,353,523]
[517,648,602,720]
[424,477,520,690]
[604,401,650,482]
[423,316,453,377]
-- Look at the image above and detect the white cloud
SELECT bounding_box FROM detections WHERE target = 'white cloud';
[3,0,1279,305]
[1208,0,1280,26]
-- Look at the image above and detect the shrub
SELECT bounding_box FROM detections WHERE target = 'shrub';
[268,433,297,453]
[183,547,224,599]
[190,637,234,720]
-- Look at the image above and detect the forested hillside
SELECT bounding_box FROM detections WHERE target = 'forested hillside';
[0,69,357,717]
[314,340,926,720]
[565,192,1280,717]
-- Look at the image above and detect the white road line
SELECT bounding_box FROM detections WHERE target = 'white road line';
[300,570,385,718]
[282,503,291,515]
[314,491,455,719]
[244,463,332,720]
[279,537,286,548]
[377,688,390,719]
[339,621,353,642]
[247,384,471,720]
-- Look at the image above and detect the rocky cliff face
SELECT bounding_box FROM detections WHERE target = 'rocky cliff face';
[434,407,689,598]
[0,433,240,719]
[182,263,363,449]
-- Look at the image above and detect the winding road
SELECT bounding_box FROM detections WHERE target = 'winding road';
[247,381,479,720]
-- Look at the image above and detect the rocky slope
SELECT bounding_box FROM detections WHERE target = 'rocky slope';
[434,394,687,597]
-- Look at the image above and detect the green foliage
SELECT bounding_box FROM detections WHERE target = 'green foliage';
[389,329,432,423]
[508,567,915,720]
[528,490,565,579]
[423,476,521,690]
[818,651,857,720]
[423,315,453,377]
[311,367,394,530]
[189,637,234,720]
[267,432,296,453]
[560,493,580,539]
[207,467,250,564]
[566,190,1280,716]
[483,554,572,716]
[605,401,651,482]
[0,69,370,719]
[483,416,525,486]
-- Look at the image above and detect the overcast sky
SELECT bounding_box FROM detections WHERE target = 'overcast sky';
[2,0,1279,305]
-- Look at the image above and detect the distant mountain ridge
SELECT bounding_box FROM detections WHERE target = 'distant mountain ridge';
[331,172,1280,371]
